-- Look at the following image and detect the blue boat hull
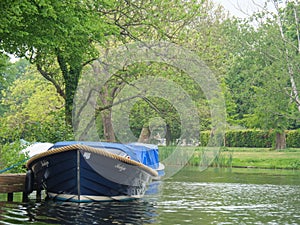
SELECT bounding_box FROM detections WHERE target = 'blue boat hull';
[27,146,157,202]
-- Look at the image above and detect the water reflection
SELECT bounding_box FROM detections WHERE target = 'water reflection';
[0,198,158,225]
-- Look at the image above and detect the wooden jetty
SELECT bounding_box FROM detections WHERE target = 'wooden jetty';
[0,173,41,202]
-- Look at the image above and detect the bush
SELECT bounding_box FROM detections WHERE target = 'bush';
[200,131,210,146]
[286,130,300,148]
[200,129,300,148]
[224,130,274,148]
[0,140,28,173]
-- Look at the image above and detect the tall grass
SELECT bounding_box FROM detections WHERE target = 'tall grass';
[159,146,233,168]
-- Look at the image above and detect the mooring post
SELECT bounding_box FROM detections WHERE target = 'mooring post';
[36,189,42,202]
[22,192,28,202]
[7,193,13,202]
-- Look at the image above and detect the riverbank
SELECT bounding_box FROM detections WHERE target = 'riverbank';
[159,146,300,170]
[224,147,300,170]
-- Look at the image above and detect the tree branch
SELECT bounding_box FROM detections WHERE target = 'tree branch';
[36,64,66,99]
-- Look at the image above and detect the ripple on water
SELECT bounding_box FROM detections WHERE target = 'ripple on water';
[0,199,158,225]
[0,178,299,225]
[157,181,300,225]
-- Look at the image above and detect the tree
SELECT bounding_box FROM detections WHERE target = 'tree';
[87,0,229,142]
[0,57,29,115]
[0,0,116,126]
[0,0,205,135]
[0,65,70,143]
[268,0,300,113]
[0,54,12,115]
[1,0,230,143]
[223,1,300,149]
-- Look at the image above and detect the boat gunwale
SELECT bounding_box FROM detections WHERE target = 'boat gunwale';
[26,144,158,177]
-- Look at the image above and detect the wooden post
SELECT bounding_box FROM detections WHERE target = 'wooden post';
[7,193,13,201]
[36,189,42,202]
[22,191,28,202]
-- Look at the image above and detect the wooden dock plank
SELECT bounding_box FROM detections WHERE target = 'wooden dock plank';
[0,173,41,201]
[0,173,26,194]
[0,184,25,193]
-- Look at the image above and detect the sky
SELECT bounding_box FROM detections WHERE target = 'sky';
[213,0,276,18]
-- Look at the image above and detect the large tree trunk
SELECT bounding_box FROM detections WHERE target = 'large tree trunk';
[165,124,171,146]
[63,66,81,126]
[275,131,286,150]
[98,83,117,142]
[138,127,150,143]
[101,109,116,142]
[56,52,82,127]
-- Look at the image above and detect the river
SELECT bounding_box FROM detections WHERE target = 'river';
[0,167,299,225]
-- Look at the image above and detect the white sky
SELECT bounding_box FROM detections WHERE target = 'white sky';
[213,0,276,18]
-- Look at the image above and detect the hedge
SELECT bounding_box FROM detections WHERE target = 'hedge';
[200,129,300,148]
[286,130,300,148]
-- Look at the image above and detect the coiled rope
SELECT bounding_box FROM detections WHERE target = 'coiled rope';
[26,144,158,177]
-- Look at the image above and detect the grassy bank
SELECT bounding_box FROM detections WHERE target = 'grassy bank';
[159,146,300,170]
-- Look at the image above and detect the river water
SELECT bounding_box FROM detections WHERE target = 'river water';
[0,167,299,225]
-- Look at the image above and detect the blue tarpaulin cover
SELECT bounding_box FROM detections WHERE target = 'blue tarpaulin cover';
[50,141,160,169]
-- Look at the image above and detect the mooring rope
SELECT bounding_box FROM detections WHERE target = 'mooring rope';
[0,158,28,174]
[26,144,158,177]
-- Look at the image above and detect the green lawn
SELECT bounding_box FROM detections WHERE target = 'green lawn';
[159,146,300,170]
[228,150,300,169]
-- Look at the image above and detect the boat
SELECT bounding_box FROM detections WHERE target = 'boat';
[25,141,164,202]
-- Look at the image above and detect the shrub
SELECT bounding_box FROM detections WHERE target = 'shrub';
[200,131,210,146]
[0,140,28,173]
[224,130,274,148]
[200,129,300,148]
[286,130,300,148]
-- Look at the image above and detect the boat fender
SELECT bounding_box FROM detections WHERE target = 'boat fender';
[25,170,34,194]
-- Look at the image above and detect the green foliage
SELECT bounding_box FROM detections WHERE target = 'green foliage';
[187,147,233,167]
[0,0,232,142]
[224,130,274,148]
[0,54,10,78]
[129,97,181,143]
[2,0,299,148]
[286,129,300,148]
[0,57,29,115]
[0,0,117,126]
[201,129,300,148]
[0,140,28,173]
[158,146,176,161]
[0,0,113,58]
[209,147,233,168]
[200,131,210,146]
[0,65,73,143]
[224,3,300,131]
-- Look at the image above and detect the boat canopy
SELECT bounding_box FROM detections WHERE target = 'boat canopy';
[50,141,160,169]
